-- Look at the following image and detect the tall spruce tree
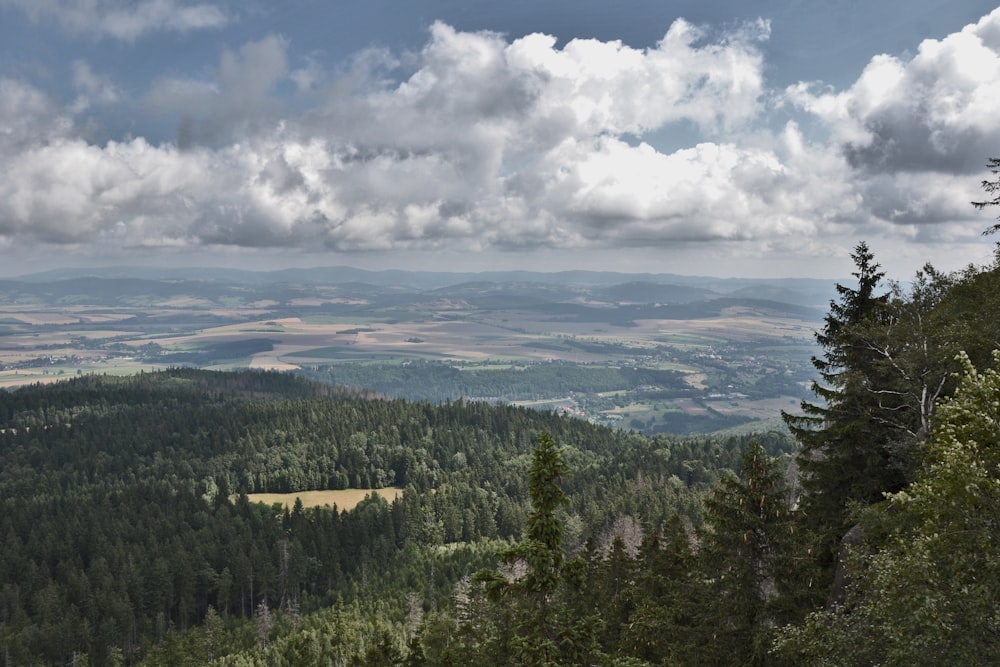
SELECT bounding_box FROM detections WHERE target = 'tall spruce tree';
[473,431,601,666]
[782,242,893,562]
[697,443,798,667]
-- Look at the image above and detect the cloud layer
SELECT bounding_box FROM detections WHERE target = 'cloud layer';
[0,0,228,40]
[1,10,999,270]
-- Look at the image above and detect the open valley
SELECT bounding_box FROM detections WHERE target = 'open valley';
[0,267,824,433]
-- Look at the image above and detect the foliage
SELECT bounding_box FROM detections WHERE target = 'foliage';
[449,433,603,666]
[774,350,1000,665]
[931,256,1000,374]
[695,443,805,666]
[972,156,1000,234]
[783,242,896,561]
[0,369,774,664]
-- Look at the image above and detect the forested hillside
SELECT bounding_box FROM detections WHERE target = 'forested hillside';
[3,215,1000,663]
[0,368,791,664]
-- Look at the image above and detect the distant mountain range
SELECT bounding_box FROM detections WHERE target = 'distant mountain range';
[7,265,838,310]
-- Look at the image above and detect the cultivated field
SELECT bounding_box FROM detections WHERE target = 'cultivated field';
[0,269,826,432]
[246,488,404,511]
[0,309,816,379]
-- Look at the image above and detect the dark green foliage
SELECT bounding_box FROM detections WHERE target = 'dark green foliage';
[784,239,1000,605]
[774,352,1000,665]
[617,517,698,665]
[417,436,811,667]
[695,443,804,666]
[0,368,760,664]
[515,432,569,595]
[931,256,1000,373]
[782,242,897,559]
[470,433,602,667]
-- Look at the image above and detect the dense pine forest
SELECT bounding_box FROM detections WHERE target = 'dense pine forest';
[4,178,1000,663]
[0,366,789,664]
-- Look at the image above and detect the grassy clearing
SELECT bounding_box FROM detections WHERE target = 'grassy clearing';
[246,487,403,511]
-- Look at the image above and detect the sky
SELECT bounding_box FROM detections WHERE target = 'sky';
[1,1,999,280]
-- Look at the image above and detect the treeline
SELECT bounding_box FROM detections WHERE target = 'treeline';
[0,368,790,664]
[299,361,693,403]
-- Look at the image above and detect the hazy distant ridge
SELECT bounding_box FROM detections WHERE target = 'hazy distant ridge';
[11,266,837,308]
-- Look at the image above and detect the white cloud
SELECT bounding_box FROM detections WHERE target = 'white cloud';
[0,78,74,151]
[1,0,227,41]
[787,7,1000,176]
[504,17,769,137]
[782,7,1000,238]
[0,14,996,272]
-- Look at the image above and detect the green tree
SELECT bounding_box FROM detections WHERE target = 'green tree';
[618,515,698,665]
[474,431,601,666]
[697,443,799,667]
[972,156,1000,234]
[783,242,894,560]
[931,257,1000,374]
[843,265,956,484]
[874,267,953,436]
[478,431,567,664]
[775,350,1000,665]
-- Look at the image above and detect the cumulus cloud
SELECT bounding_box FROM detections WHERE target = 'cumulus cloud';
[1,19,782,254]
[1,0,227,41]
[782,8,1000,232]
[787,7,1000,175]
[504,17,770,136]
[0,13,994,265]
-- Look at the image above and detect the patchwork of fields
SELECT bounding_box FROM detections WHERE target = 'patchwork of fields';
[0,268,827,433]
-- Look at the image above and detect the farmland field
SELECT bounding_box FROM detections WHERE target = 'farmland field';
[246,488,404,511]
[0,266,830,433]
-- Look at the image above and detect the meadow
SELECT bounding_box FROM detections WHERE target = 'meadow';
[246,488,404,511]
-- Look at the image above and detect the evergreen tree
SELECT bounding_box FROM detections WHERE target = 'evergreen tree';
[783,242,893,561]
[618,515,698,665]
[774,351,1000,665]
[696,443,798,667]
[972,156,1000,234]
[835,265,958,498]
[474,431,601,666]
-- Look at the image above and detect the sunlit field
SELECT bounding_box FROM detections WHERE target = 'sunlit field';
[246,487,404,511]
